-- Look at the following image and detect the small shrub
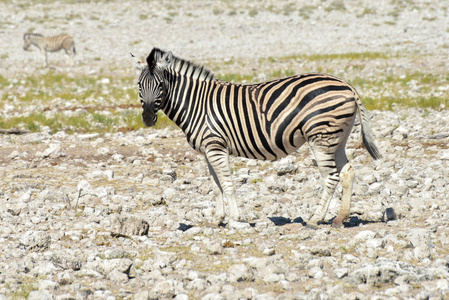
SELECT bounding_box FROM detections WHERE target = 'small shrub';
[325,0,346,12]
[248,9,258,17]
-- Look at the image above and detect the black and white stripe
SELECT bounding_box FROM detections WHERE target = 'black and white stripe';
[133,48,381,227]
[23,33,76,67]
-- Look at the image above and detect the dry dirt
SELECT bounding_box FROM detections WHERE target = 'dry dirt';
[1,1,449,299]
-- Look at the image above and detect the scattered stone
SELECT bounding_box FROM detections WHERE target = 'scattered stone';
[19,231,51,252]
[263,248,276,256]
[28,291,55,300]
[334,268,349,279]
[347,259,437,286]
[407,229,431,249]
[0,2,448,298]
[39,143,65,158]
[228,221,251,230]
[109,215,149,236]
[382,207,397,222]
[149,279,178,299]
[310,246,332,257]
[50,252,82,271]
[227,264,254,283]
[207,242,223,255]
[275,157,298,176]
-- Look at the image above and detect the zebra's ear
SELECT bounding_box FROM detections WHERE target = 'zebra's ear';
[157,51,173,69]
[130,53,145,71]
[147,48,159,73]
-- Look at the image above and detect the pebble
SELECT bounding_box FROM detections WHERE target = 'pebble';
[0,1,449,298]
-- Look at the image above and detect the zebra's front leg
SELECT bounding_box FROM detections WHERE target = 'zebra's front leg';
[67,53,74,67]
[205,148,243,223]
[43,51,49,68]
[206,160,225,224]
[332,163,354,228]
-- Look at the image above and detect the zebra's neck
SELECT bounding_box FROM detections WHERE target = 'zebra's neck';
[161,71,212,134]
[27,34,43,46]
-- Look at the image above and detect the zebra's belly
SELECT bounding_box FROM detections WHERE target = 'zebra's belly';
[228,129,307,161]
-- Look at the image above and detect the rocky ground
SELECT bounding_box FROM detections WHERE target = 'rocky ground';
[1,0,449,299]
[1,108,449,299]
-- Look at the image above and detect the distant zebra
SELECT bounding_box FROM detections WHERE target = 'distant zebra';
[131,48,382,228]
[23,33,76,67]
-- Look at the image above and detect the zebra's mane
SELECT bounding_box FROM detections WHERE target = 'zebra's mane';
[147,48,215,82]
[24,33,43,39]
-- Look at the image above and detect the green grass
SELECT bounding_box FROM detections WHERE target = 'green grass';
[2,71,137,106]
[0,68,173,133]
[9,277,36,299]
[266,51,390,63]
[0,69,143,133]
[352,72,449,110]
[325,0,346,12]
[219,73,256,83]
[299,5,318,19]
[0,110,148,134]
[154,112,177,130]
[357,7,377,18]
[216,53,448,111]
[248,9,258,17]
[1,52,447,134]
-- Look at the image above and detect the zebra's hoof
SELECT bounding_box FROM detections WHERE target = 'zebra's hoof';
[305,222,319,229]
[332,217,345,228]
[229,213,247,223]
[331,221,344,228]
[211,216,225,226]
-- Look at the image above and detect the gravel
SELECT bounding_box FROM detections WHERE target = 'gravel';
[1,0,449,299]
[1,108,448,299]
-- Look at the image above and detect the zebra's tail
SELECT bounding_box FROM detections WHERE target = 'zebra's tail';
[71,41,76,55]
[354,95,382,160]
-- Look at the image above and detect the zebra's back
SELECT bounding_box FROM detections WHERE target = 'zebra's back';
[44,34,75,53]
[207,73,359,161]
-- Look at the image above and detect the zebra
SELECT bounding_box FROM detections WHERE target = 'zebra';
[23,33,76,68]
[131,48,382,228]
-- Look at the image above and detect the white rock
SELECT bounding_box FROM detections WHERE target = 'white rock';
[228,220,251,230]
[42,143,65,158]
[308,267,324,279]
[97,146,111,155]
[440,149,449,160]
[227,264,254,282]
[38,279,59,291]
[407,228,431,248]
[263,248,276,256]
[104,170,114,179]
[28,291,54,300]
[334,268,348,279]
[106,269,128,284]
[365,238,385,249]
[355,230,376,241]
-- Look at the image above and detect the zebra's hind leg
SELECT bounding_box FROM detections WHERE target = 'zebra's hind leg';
[43,50,49,68]
[331,144,354,228]
[306,148,340,229]
[332,163,354,228]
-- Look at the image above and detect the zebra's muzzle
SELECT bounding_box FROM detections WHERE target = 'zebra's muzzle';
[141,108,157,127]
